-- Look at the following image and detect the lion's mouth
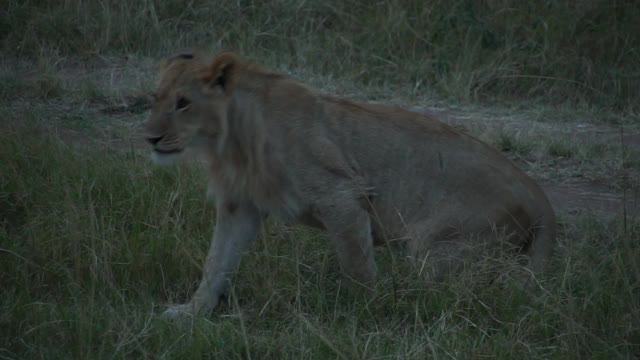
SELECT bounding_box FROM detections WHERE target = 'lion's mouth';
[153,148,183,155]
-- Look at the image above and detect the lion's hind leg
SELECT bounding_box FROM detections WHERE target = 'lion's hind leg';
[406,222,474,282]
[405,218,523,283]
[314,197,377,289]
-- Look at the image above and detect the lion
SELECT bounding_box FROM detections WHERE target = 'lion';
[143,50,556,319]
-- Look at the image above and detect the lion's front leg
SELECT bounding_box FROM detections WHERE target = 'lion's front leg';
[163,199,261,320]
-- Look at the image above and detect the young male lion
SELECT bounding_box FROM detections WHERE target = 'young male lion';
[143,51,556,319]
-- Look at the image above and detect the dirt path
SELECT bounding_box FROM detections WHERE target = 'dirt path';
[543,182,639,218]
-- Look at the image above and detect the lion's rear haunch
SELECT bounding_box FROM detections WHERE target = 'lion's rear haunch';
[144,50,556,318]
[526,211,556,273]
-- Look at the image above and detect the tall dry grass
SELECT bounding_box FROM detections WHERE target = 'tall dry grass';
[2,0,638,111]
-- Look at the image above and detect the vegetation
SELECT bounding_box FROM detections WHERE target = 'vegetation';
[1,120,638,358]
[1,0,638,358]
[3,0,640,110]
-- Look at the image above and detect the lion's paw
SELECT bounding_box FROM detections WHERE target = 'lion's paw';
[161,303,196,321]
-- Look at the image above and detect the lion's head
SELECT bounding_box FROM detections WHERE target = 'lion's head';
[143,51,242,165]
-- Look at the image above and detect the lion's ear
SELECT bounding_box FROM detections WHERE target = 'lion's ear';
[160,49,195,70]
[202,52,240,93]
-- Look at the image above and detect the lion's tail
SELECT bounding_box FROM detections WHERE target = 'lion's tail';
[527,210,557,273]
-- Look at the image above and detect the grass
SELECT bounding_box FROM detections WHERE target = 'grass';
[493,132,535,158]
[3,0,640,112]
[546,139,576,159]
[1,0,639,358]
[1,114,639,359]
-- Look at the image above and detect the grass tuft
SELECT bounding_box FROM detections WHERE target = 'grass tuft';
[493,131,534,158]
[547,139,576,158]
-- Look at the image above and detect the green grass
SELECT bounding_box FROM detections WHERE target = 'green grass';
[1,116,639,359]
[3,0,640,111]
[493,132,535,158]
[547,139,576,159]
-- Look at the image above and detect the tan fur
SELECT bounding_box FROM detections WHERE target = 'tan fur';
[144,51,556,319]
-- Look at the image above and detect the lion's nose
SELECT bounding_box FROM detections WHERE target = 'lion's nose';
[146,135,164,145]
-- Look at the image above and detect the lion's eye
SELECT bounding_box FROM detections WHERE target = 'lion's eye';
[176,96,190,111]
